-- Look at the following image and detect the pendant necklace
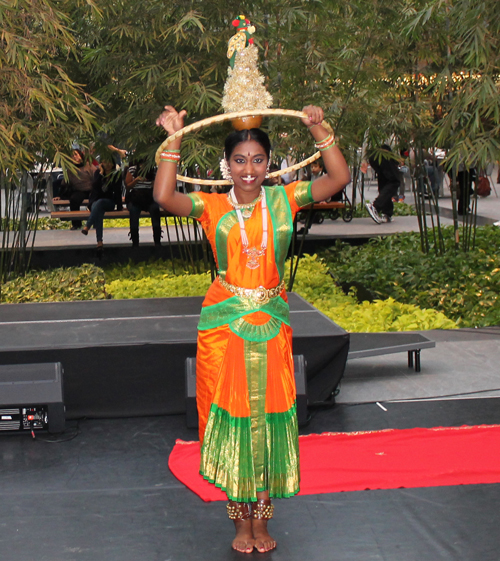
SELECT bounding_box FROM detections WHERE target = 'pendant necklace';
[229,187,268,270]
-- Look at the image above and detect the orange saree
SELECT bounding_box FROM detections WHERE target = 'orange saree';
[187,181,314,502]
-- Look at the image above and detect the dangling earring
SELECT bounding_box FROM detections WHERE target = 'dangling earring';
[265,150,273,179]
[220,154,233,183]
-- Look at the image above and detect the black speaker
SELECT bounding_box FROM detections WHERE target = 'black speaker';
[185,355,308,429]
[0,363,65,434]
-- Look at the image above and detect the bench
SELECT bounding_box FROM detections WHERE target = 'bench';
[306,202,346,211]
[347,332,436,372]
[52,199,89,207]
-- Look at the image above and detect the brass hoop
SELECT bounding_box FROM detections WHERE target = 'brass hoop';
[155,108,334,186]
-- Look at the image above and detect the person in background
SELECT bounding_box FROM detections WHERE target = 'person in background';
[366,144,401,224]
[125,161,162,247]
[55,149,97,229]
[81,157,123,250]
[454,165,477,215]
[395,148,410,203]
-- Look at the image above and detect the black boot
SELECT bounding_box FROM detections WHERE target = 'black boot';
[129,229,139,247]
[153,227,163,247]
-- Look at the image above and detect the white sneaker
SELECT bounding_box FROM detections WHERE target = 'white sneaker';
[366,203,382,224]
[380,214,393,223]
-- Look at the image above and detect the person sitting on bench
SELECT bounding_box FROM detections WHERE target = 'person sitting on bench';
[125,160,162,247]
[81,157,123,251]
[55,149,97,230]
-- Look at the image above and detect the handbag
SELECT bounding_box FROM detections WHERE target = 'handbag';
[476,175,491,197]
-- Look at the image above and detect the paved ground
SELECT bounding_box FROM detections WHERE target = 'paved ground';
[32,169,500,248]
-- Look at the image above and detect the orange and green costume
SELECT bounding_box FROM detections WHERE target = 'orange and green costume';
[187,181,314,502]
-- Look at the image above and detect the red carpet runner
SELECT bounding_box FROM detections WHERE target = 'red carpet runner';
[168,425,500,502]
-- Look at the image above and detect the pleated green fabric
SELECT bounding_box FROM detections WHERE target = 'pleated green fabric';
[200,402,301,502]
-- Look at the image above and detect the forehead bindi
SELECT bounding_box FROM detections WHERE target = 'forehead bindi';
[232,140,266,159]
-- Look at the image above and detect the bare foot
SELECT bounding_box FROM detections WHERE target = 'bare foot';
[232,519,255,553]
[252,519,276,553]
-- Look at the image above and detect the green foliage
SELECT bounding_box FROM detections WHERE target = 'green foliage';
[101,217,178,228]
[285,254,456,332]
[1,264,107,303]
[103,258,196,282]
[66,0,230,164]
[353,201,416,218]
[36,217,71,230]
[104,258,212,298]
[106,272,212,299]
[105,254,457,331]
[31,217,178,230]
[322,225,500,327]
[0,253,458,331]
[101,218,150,229]
[0,0,99,178]
[406,0,500,170]
[1,216,75,231]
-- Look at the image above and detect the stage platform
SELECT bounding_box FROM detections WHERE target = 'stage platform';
[1,397,499,561]
[0,317,499,559]
[0,293,349,418]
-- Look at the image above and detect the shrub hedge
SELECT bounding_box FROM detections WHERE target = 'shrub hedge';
[322,225,500,327]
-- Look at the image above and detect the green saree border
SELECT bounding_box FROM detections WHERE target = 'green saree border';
[265,185,293,281]
[200,402,300,502]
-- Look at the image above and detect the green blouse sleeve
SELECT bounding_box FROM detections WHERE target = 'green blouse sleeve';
[293,181,314,208]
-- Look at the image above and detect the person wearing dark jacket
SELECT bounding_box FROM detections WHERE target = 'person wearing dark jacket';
[57,149,97,229]
[81,159,123,249]
[366,145,401,223]
[125,161,162,246]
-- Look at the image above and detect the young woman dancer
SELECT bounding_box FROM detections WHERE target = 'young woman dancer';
[154,105,350,553]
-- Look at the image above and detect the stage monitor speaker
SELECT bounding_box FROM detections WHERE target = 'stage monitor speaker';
[0,363,65,434]
[185,355,308,429]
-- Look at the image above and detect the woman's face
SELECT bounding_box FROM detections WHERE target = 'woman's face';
[101,160,114,174]
[228,139,268,201]
[72,150,83,164]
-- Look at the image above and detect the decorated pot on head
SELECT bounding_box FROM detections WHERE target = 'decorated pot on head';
[222,15,272,130]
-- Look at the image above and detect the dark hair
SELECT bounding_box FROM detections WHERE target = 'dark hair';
[224,128,271,160]
[73,148,85,160]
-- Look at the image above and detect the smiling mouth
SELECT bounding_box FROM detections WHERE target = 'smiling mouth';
[242,175,256,182]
